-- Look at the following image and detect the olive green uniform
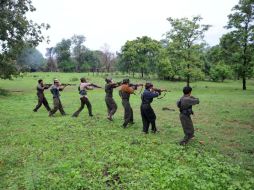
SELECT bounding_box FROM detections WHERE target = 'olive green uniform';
[49,85,66,116]
[105,83,118,118]
[33,84,51,112]
[177,95,199,142]
[119,84,134,127]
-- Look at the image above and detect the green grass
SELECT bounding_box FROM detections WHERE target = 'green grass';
[0,72,254,189]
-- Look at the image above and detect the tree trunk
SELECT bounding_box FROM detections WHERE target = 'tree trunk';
[186,63,190,87]
[141,68,144,78]
[243,72,246,90]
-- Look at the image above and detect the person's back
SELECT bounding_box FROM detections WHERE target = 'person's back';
[177,86,199,145]
[120,84,134,100]
[105,83,113,98]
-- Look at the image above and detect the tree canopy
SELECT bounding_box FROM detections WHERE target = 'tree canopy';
[0,0,49,79]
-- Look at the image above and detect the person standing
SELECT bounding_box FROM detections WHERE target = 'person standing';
[119,78,137,128]
[33,79,51,112]
[72,78,95,117]
[48,79,67,116]
[177,86,200,145]
[105,78,121,121]
[140,82,161,134]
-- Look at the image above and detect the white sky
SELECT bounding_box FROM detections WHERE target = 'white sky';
[29,0,239,55]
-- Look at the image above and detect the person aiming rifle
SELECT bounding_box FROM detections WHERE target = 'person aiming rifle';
[119,78,143,128]
[33,79,51,112]
[105,77,121,121]
[49,79,67,116]
[177,86,199,145]
[72,78,101,117]
[140,82,162,134]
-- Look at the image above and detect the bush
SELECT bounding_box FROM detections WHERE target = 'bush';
[210,62,232,82]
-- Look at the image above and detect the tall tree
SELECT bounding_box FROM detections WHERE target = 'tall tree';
[0,0,49,79]
[101,44,115,73]
[119,36,162,77]
[55,39,73,71]
[71,35,86,72]
[45,47,57,72]
[226,0,254,90]
[165,16,210,86]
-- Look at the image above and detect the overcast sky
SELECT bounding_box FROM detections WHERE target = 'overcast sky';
[29,0,239,55]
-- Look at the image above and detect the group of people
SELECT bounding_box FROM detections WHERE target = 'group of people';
[33,77,199,145]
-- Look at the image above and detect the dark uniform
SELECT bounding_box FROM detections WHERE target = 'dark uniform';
[177,95,199,144]
[72,82,93,117]
[105,83,118,120]
[49,84,66,116]
[33,84,51,112]
[119,84,135,127]
[141,89,160,133]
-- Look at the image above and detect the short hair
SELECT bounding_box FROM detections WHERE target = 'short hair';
[80,78,86,83]
[122,78,129,84]
[183,86,192,94]
[145,82,153,90]
[105,77,112,83]
[38,79,43,83]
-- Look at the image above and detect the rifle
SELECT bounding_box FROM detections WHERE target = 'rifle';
[44,84,52,89]
[129,83,143,90]
[89,83,102,88]
[152,88,171,99]
[152,88,171,93]
[61,83,76,86]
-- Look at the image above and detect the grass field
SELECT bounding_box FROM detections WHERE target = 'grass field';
[0,72,254,189]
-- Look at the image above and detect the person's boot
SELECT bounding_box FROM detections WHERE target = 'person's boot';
[179,136,189,145]
[107,115,113,121]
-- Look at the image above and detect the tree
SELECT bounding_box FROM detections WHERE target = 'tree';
[225,0,254,90]
[71,35,86,72]
[55,39,73,71]
[16,48,45,71]
[119,36,163,77]
[219,34,243,79]
[100,44,115,73]
[0,0,49,79]
[45,47,57,72]
[165,16,210,86]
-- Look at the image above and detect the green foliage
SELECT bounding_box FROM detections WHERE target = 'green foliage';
[119,36,163,77]
[0,0,49,79]
[55,39,72,67]
[210,62,233,82]
[164,16,210,85]
[71,34,86,72]
[225,0,254,89]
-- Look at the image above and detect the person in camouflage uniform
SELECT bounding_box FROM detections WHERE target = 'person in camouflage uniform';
[140,82,161,134]
[48,79,67,116]
[33,79,51,112]
[105,78,121,121]
[177,86,200,145]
